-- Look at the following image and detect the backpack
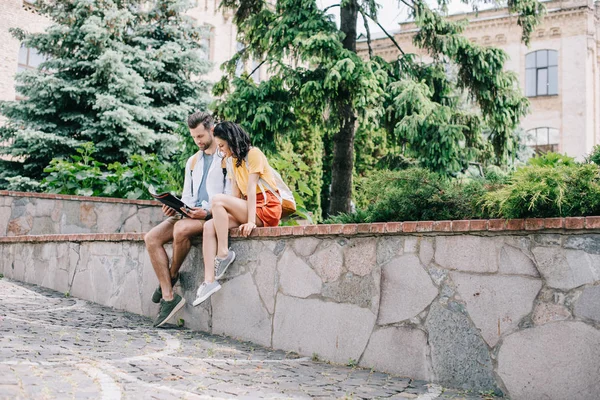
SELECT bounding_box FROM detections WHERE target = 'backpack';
[226,155,297,218]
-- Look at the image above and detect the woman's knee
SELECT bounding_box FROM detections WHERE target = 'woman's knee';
[211,194,228,208]
[203,220,215,237]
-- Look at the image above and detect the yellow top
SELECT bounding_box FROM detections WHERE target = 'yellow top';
[231,147,278,197]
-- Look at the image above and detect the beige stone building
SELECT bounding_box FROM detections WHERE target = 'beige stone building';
[358,0,600,160]
[0,0,265,103]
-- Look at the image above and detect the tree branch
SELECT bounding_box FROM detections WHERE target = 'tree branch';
[360,7,405,56]
[323,4,340,13]
[358,9,373,58]
[249,59,267,77]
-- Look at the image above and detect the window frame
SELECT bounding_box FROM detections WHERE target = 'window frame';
[525,49,558,97]
[526,127,560,155]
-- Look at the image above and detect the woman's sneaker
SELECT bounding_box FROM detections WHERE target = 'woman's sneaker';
[153,294,186,328]
[215,250,236,280]
[192,281,221,306]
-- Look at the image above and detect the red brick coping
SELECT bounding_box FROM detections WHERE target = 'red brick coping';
[1,217,599,243]
[0,190,160,206]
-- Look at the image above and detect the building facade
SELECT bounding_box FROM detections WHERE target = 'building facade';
[0,0,264,103]
[357,0,600,160]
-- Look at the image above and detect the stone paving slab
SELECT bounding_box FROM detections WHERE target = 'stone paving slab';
[0,278,498,400]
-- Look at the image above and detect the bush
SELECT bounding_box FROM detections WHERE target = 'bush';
[327,168,490,223]
[482,163,600,218]
[43,143,179,199]
[587,145,600,165]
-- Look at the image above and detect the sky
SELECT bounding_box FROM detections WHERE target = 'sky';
[316,0,497,36]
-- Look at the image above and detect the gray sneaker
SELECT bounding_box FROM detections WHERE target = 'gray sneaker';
[192,281,221,306]
[214,250,236,280]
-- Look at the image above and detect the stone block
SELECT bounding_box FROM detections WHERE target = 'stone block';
[498,245,539,277]
[532,247,600,290]
[211,273,272,347]
[419,237,434,266]
[532,234,562,246]
[425,302,497,391]
[96,204,126,233]
[450,272,542,346]
[404,236,418,253]
[29,216,57,235]
[7,215,32,236]
[0,206,12,236]
[532,302,571,325]
[378,255,438,324]
[359,327,431,380]
[322,272,379,312]
[107,269,143,315]
[273,294,376,364]
[79,203,97,228]
[574,285,600,322]
[344,238,376,276]
[278,250,321,299]
[498,322,600,400]
[377,236,404,265]
[435,236,499,273]
[563,234,600,255]
[308,240,344,282]
[253,248,278,314]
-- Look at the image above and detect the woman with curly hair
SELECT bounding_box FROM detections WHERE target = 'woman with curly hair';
[192,121,282,306]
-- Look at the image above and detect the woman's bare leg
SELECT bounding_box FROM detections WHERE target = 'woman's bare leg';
[202,215,240,283]
[210,194,263,258]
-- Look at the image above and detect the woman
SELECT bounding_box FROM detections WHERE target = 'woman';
[192,121,282,306]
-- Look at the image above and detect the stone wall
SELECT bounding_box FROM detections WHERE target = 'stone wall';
[2,223,599,399]
[0,191,164,236]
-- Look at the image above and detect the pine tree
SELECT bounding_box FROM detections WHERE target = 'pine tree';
[214,0,543,217]
[0,0,211,185]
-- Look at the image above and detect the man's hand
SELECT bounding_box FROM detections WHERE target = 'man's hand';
[239,222,256,237]
[180,206,208,220]
[162,204,177,217]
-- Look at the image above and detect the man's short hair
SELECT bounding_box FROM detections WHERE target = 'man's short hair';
[187,111,214,130]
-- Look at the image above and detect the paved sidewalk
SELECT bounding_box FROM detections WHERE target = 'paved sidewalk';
[0,278,497,399]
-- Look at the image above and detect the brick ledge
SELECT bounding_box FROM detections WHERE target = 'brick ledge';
[2,217,597,243]
[0,190,161,206]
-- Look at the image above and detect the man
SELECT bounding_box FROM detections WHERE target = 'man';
[144,111,229,328]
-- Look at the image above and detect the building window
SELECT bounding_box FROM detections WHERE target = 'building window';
[526,127,559,154]
[235,41,245,77]
[18,43,46,72]
[199,25,214,61]
[525,50,558,97]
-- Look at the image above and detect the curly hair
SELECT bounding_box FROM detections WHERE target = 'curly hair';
[213,122,252,168]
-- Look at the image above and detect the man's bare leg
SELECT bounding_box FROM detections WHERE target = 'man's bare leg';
[171,218,206,281]
[144,218,177,300]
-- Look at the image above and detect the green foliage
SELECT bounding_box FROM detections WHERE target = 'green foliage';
[43,143,178,199]
[482,163,600,218]
[214,0,542,217]
[0,0,210,186]
[528,152,576,167]
[328,168,489,223]
[586,145,600,165]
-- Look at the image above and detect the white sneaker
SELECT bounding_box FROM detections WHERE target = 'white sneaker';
[192,281,221,306]
[215,249,236,280]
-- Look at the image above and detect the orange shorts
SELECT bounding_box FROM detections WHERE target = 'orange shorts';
[255,191,282,227]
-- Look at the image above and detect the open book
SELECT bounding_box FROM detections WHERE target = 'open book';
[148,186,190,216]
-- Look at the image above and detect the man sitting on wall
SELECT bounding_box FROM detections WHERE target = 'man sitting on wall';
[144,111,229,328]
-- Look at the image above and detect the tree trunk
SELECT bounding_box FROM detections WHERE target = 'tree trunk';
[328,0,358,216]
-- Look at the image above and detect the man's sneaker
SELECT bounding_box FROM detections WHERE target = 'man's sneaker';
[214,250,236,280]
[153,293,186,328]
[192,281,221,306]
[151,274,179,304]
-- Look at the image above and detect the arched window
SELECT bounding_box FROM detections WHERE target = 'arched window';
[17,43,46,72]
[525,50,558,97]
[526,127,559,154]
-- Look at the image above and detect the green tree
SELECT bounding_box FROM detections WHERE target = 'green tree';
[0,0,210,186]
[214,0,543,218]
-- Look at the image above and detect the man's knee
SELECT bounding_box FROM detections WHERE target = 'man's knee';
[173,222,201,243]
